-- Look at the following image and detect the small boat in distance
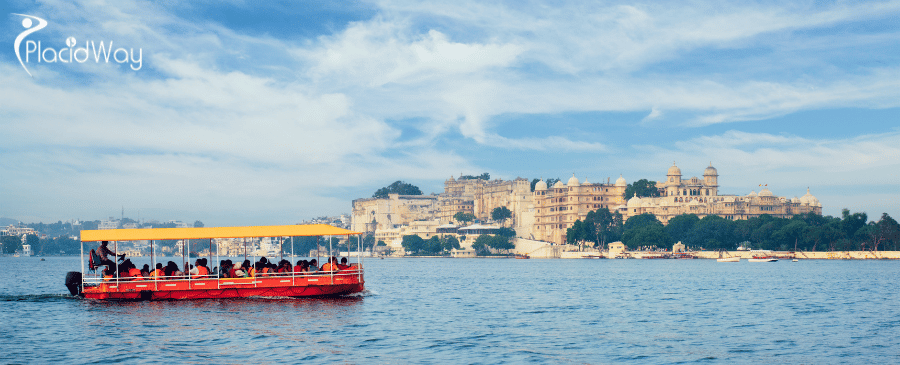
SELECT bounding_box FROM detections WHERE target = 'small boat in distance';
[748,250,778,262]
[717,257,740,262]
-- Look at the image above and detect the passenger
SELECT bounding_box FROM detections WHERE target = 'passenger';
[237,260,253,277]
[337,257,351,270]
[164,261,182,279]
[309,259,318,272]
[149,263,163,279]
[96,241,125,269]
[293,260,305,273]
[140,264,151,277]
[320,257,338,272]
[191,259,209,279]
[123,260,142,280]
[220,260,232,278]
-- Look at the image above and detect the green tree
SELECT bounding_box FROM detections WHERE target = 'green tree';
[373,181,423,198]
[442,235,461,251]
[472,235,493,255]
[460,173,490,180]
[453,212,476,225]
[665,214,699,245]
[625,179,660,199]
[193,220,204,228]
[690,215,737,250]
[774,220,809,251]
[491,206,512,224]
[622,225,671,250]
[401,235,425,254]
[872,213,900,251]
[1,235,23,254]
[487,235,515,253]
[423,236,443,254]
[621,213,668,249]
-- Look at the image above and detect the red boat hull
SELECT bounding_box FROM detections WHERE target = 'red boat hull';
[82,272,364,300]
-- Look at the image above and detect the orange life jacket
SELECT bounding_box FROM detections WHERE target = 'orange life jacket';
[128,268,143,280]
[192,266,209,279]
[321,263,337,271]
[150,268,162,279]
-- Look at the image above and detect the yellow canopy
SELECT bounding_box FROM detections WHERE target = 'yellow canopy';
[81,224,361,242]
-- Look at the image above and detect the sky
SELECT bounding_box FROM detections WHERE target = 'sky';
[1,0,898,227]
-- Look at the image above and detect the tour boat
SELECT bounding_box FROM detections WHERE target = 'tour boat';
[64,224,365,300]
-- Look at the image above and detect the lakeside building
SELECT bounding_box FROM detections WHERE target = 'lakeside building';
[532,175,629,245]
[617,163,822,223]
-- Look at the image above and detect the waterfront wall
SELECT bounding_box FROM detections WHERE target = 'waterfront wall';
[693,251,900,260]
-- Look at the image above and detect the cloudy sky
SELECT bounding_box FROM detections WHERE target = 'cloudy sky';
[1,0,898,226]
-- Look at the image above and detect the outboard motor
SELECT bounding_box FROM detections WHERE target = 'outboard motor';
[65,271,83,297]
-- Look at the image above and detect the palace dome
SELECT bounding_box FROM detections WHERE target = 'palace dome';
[667,163,682,176]
[552,180,564,189]
[759,188,774,197]
[748,191,758,197]
[567,174,580,187]
[535,179,547,191]
[615,175,627,187]
[704,163,718,176]
[801,188,819,206]
[627,196,642,208]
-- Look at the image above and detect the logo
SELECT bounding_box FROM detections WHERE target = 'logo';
[12,13,143,77]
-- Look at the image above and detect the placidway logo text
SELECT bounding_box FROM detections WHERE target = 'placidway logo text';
[13,14,142,77]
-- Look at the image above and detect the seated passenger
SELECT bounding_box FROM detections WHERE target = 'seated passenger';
[337,257,351,270]
[140,264,151,277]
[320,257,339,272]
[308,259,318,272]
[164,261,182,279]
[191,258,209,279]
[149,263,163,279]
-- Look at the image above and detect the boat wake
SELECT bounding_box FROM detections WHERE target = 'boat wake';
[0,293,76,302]
[347,288,377,297]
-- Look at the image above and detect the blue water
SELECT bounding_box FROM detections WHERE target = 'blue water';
[1,257,898,364]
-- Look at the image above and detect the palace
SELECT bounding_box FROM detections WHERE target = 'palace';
[617,163,822,223]
[350,163,823,248]
[531,175,627,245]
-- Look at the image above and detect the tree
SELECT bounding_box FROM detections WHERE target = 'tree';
[377,240,387,246]
[665,214,699,245]
[373,181,423,198]
[774,220,808,251]
[486,235,515,253]
[625,179,660,199]
[423,236,443,254]
[453,212,476,225]
[401,235,425,254]
[491,206,512,224]
[472,235,493,255]
[460,173,490,180]
[1,235,23,254]
[442,235,461,251]
[621,213,669,249]
[193,220,204,228]
[870,213,900,251]
[363,234,376,249]
[690,215,737,250]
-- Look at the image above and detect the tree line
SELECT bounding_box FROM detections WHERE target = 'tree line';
[567,208,900,252]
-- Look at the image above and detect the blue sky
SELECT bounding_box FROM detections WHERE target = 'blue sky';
[1,0,899,226]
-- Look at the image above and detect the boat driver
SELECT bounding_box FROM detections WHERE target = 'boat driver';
[97,241,125,268]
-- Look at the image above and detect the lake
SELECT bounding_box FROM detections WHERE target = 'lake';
[1,256,898,363]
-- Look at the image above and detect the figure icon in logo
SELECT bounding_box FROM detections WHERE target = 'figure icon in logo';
[67,37,76,48]
[12,13,48,77]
